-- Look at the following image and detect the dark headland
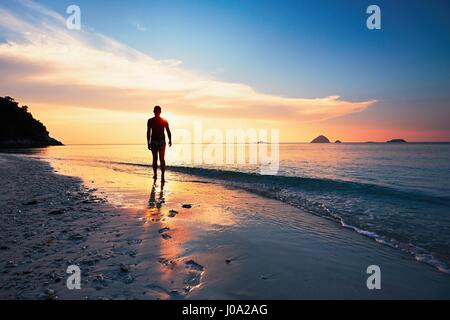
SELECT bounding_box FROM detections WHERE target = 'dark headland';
[0,96,63,148]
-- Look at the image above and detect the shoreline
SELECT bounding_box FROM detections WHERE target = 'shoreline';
[1,153,450,299]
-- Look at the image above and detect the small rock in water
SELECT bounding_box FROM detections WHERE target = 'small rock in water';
[182,204,192,209]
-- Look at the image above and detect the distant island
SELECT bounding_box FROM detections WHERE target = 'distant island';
[386,139,407,143]
[308,136,408,144]
[0,96,63,148]
[310,135,330,143]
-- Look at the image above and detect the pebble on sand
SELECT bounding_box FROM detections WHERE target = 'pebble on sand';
[128,250,137,257]
[120,264,130,273]
[40,288,58,300]
[168,209,178,217]
[124,274,134,284]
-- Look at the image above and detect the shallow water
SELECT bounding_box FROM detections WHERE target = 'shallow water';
[16,142,450,274]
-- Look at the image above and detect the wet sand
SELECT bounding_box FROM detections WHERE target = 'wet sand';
[1,153,449,299]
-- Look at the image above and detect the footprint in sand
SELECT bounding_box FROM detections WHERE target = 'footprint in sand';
[156,258,205,295]
[184,259,205,291]
[161,233,172,240]
[185,259,204,271]
[158,257,176,269]
[158,227,170,234]
[158,227,172,239]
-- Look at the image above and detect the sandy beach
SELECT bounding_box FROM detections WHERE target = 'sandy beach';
[2,0,450,309]
[1,152,449,299]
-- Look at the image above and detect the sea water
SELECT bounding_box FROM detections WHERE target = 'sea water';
[22,142,450,274]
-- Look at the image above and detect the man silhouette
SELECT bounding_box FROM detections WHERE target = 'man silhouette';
[147,106,172,181]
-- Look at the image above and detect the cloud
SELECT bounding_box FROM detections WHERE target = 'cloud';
[0,0,376,122]
[131,21,147,32]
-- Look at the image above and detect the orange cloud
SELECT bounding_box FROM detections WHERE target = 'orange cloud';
[0,0,376,122]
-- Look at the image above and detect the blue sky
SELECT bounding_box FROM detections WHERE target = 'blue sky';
[35,0,449,99]
[1,0,449,141]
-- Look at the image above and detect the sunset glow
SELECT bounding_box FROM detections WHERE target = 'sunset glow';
[1,0,449,142]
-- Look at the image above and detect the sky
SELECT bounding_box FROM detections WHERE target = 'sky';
[0,0,449,143]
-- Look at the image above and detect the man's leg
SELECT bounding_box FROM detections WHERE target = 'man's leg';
[151,148,158,179]
[159,145,166,181]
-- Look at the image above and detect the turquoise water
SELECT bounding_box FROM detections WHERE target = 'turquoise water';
[16,143,450,273]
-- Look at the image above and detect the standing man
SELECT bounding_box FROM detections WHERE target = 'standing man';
[147,106,172,181]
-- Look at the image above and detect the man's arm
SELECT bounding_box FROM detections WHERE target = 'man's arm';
[166,122,172,147]
[146,120,151,150]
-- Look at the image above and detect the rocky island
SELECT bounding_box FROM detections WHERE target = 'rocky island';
[386,139,407,143]
[0,96,63,148]
[310,135,330,143]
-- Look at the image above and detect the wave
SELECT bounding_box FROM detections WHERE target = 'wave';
[165,165,450,205]
[36,156,450,274]
[30,155,450,206]
[167,164,450,274]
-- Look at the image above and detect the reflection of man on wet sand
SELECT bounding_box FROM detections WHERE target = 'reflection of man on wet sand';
[147,106,172,182]
[148,180,165,209]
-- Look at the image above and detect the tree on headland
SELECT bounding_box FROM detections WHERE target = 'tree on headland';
[0,96,63,147]
[4,96,16,104]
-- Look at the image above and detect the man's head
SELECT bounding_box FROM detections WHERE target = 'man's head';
[153,105,162,116]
